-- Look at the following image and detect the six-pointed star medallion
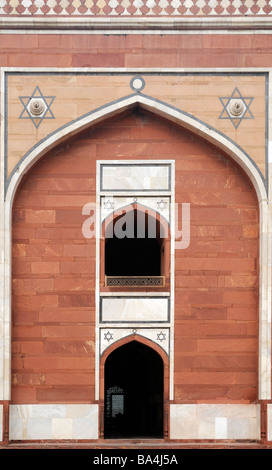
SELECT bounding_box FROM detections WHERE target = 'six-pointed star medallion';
[219,87,254,129]
[19,86,55,129]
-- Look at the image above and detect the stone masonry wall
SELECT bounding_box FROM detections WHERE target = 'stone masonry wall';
[12,109,259,404]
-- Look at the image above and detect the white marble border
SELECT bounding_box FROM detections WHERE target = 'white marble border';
[96,159,175,401]
[1,16,272,33]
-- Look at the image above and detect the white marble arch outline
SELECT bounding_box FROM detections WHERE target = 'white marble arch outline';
[0,91,270,402]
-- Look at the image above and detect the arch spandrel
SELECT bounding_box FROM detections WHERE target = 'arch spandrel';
[5,72,267,199]
[5,92,267,205]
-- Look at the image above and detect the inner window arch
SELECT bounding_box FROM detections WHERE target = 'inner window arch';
[103,204,170,288]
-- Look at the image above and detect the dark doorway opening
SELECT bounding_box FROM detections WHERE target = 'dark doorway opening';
[104,341,164,439]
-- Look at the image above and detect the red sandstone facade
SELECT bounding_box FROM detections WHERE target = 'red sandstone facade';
[0,3,271,448]
[12,111,259,404]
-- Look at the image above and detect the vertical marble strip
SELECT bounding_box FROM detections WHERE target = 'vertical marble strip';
[169,159,175,401]
[0,404,3,442]
[258,70,272,400]
[95,163,101,401]
[0,69,5,402]
[258,200,272,400]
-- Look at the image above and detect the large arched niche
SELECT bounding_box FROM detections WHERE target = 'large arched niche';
[5,95,270,406]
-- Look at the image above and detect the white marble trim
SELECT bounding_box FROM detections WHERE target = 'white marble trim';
[96,159,175,401]
[1,17,272,32]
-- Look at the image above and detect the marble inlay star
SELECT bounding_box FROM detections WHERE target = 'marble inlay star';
[19,86,56,129]
[157,200,167,211]
[104,199,114,211]
[157,331,166,342]
[218,87,254,129]
[104,331,113,342]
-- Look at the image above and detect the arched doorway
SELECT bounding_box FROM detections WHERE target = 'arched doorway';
[104,341,164,439]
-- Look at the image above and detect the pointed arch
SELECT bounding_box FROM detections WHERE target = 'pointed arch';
[99,333,169,402]
[2,90,270,404]
[102,201,170,239]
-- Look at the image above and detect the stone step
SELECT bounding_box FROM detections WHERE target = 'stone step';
[1,439,272,449]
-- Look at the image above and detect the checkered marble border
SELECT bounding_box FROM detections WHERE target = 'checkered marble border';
[0,0,271,17]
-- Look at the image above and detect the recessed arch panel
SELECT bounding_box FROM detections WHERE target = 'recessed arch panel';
[3,90,270,407]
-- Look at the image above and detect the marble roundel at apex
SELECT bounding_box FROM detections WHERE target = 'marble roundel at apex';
[6,72,267,182]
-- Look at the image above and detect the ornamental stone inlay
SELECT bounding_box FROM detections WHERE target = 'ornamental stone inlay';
[29,98,46,117]
[157,200,167,212]
[19,86,55,129]
[130,76,145,92]
[157,331,167,342]
[104,331,113,342]
[1,0,271,16]
[103,200,115,211]
[228,100,245,117]
[218,87,254,129]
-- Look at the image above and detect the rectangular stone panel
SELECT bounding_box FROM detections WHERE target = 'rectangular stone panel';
[9,404,99,440]
[170,404,260,440]
[100,164,171,191]
[100,296,170,323]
